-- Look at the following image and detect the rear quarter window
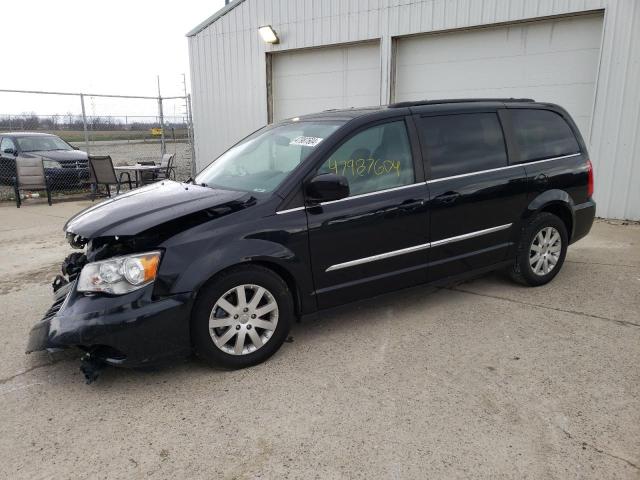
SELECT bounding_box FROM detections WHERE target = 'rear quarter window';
[510,109,580,163]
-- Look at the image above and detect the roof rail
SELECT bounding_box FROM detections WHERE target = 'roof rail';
[389,98,535,108]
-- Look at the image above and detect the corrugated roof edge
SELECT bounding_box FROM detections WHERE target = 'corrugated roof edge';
[186,0,248,37]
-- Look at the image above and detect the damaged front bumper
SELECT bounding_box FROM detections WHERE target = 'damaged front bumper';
[26,279,194,368]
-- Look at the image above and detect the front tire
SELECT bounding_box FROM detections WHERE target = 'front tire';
[191,265,293,369]
[509,212,568,287]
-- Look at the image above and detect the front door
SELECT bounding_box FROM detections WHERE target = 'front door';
[305,119,430,309]
[415,111,528,281]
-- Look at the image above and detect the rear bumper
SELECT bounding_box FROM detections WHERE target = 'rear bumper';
[27,282,194,367]
[572,199,596,244]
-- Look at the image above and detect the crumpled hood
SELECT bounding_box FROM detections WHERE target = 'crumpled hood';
[22,150,88,161]
[65,180,250,238]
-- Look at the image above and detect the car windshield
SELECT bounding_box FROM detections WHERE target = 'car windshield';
[195,121,344,193]
[17,135,73,152]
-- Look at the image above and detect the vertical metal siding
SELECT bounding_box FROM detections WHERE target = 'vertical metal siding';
[188,0,640,219]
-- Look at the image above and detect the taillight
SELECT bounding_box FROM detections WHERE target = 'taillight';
[586,159,594,198]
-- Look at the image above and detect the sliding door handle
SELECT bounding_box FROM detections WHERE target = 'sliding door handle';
[436,191,460,204]
[398,199,425,211]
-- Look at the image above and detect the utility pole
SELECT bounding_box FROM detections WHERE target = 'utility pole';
[182,73,196,177]
[79,94,90,154]
[157,75,166,156]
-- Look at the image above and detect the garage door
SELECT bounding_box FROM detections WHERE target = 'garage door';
[394,14,603,137]
[271,42,380,122]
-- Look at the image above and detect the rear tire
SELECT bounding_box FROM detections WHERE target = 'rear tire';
[191,265,293,369]
[509,212,568,287]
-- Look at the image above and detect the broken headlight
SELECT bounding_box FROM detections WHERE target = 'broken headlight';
[77,251,161,295]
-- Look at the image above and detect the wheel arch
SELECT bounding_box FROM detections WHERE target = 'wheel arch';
[192,259,304,320]
[525,190,575,241]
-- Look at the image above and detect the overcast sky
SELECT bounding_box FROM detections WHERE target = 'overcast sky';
[2,0,225,118]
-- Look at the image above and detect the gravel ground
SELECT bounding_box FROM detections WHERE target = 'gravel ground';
[0,201,638,479]
[82,140,194,181]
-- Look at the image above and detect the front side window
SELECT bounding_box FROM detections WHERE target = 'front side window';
[16,135,73,152]
[510,109,580,163]
[317,121,415,196]
[418,113,508,180]
[0,137,16,153]
[196,121,343,193]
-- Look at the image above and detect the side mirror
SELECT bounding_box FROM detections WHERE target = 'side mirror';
[306,173,349,203]
[72,145,80,150]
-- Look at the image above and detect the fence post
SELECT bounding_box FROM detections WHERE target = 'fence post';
[187,94,196,177]
[79,94,90,154]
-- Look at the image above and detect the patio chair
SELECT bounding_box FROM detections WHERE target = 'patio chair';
[137,153,176,185]
[13,157,52,208]
[88,155,132,200]
[156,153,176,180]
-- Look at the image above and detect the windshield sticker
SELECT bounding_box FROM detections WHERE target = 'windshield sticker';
[290,136,323,147]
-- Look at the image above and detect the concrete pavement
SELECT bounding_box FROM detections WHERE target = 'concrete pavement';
[0,200,638,479]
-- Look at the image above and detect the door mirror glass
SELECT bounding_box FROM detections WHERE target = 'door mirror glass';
[306,173,349,203]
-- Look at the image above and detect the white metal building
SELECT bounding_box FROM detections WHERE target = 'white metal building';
[188,0,640,220]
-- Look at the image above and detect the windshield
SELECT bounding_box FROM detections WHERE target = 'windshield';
[195,121,344,193]
[17,135,73,152]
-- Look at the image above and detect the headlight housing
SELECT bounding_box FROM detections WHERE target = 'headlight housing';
[42,160,63,169]
[77,251,161,295]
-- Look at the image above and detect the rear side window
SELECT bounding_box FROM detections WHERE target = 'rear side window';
[418,113,507,180]
[510,109,580,163]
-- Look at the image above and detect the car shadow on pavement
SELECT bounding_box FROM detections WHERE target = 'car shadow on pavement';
[22,272,511,386]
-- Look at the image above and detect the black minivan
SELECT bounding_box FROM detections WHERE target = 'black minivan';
[27,98,595,372]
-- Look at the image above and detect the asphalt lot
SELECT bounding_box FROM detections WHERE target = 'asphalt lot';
[0,200,638,479]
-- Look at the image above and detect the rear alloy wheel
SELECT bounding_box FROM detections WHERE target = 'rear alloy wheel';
[509,212,568,286]
[529,226,562,276]
[192,266,292,369]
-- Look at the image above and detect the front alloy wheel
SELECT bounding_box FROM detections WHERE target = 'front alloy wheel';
[191,265,293,369]
[209,284,279,355]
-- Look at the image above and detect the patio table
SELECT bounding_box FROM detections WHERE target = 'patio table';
[114,164,162,188]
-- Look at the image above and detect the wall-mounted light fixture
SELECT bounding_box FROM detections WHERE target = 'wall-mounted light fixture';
[258,25,279,44]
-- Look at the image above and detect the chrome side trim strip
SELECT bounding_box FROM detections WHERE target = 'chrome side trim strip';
[325,223,513,272]
[275,206,306,215]
[277,153,581,214]
[430,223,512,247]
[326,243,431,272]
[320,182,425,206]
[525,152,581,164]
[426,153,581,184]
[276,182,426,213]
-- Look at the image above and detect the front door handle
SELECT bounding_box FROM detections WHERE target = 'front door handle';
[436,191,460,204]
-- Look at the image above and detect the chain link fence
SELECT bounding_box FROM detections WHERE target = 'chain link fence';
[0,89,195,203]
